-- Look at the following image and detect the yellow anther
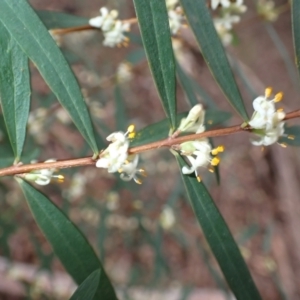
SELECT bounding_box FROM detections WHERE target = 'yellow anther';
[277,108,284,112]
[265,87,273,98]
[280,143,287,148]
[274,92,283,103]
[207,120,213,125]
[217,145,225,152]
[288,135,295,140]
[211,157,220,166]
[208,167,214,173]
[139,169,147,177]
[127,124,135,133]
[211,149,219,156]
[134,178,143,184]
[129,132,136,139]
[196,176,202,182]
[55,175,65,183]
[211,145,225,155]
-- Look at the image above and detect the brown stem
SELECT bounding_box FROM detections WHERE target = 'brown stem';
[0,110,299,177]
[50,18,138,36]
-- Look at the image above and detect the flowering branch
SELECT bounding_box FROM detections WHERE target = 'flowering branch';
[0,109,299,178]
[50,18,138,36]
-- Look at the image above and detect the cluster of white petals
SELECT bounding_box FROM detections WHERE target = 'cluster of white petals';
[176,105,224,181]
[117,62,133,83]
[166,0,179,10]
[24,159,64,186]
[214,14,241,30]
[96,125,146,184]
[178,104,205,134]
[212,0,247,46]
[211,0,231,10]
[249,88,286,146]
[89,7,130,47]
[257,0,278,22]
[165,0,185,35]
[159,205,176,230]
[168,7,185,34]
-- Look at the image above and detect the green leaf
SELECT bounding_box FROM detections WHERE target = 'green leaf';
[292,0,300,80]
[279,125,300,146]
[0,0,99,154]
[176,60,198,107]
[0,24,30,162]
[36,10,89,29]
[70,269,101,300]
[179,0,248,120]
[133,0,177,129]
[130,110,231,147]
[176,155,262,300]
[17,180,117,300]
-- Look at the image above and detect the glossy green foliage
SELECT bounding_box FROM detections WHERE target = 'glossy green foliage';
[18,180,117,300]
[179,0,248,120]
[0,24,30,162]
[279,125,300,146]
[36,10,89,29]
[70,269,101,300]
[176,155,262,300]
[292,0,300,80]
[0,0,99,154]
[133,0,177,129]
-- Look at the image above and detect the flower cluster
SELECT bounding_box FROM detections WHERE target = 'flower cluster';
[257,0,279,22]
[175,105,224,182]
[96,125,146,184]
[249,87,286,146]
[24,159,64,186]
[212,0,247,46]
[166,0,185,35]
[89,7,130,47]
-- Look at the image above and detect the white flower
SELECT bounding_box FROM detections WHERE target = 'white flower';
[180,140,223,181]
[168,8,184,34]
[251,121,285,146]
[257,0,278,22]
[117,62,133,83]
[96,131,130,173]
[249,88,286,146]
[228,0,247,13]
[96,125,146,183]
[178,104,205,134]
[103,21,130,47]
[89,7,130,47]
[214,22,234,46]
[159,206,176,230]
[118,154,147,184]
[89,7,118,30]
[211,0,231,10]
[214,13,240,30]
[24,159,64,186]
[166,0,179,10]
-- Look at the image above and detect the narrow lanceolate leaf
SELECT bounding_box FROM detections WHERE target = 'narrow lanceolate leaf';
[70,269,101,300]
[18,180,117,300]
[176,60,198,107]
[279,125,300,146]
[36,11,89,29]
[0,0,98,154]
[133,0,177,129]
[292,0,300,79]
[179,0,248,120]
[176,155,262,300]
[0,24,30,162]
